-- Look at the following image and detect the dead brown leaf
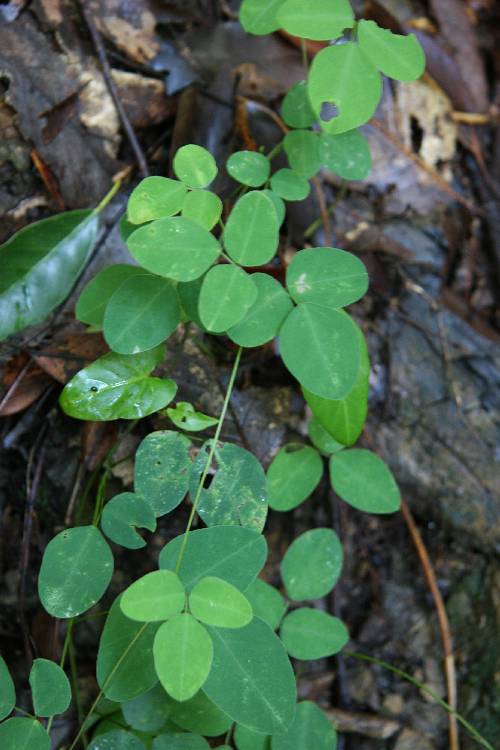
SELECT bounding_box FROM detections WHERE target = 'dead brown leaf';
[0,354,52,417]
[34,332,108,384]
[89,0,159,64]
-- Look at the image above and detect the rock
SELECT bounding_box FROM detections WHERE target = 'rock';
[394,728,436,750]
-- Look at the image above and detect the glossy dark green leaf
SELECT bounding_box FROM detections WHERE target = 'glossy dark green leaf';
[128,177,187,224]
[135,430,191,517]
[286,247,368,309]
[121,571,185,623]
[267,444,323,512]
[308,418,344,456]
[203,618,296,735]
[226,151,270,187]
[127,217,221,282]
[281,81,316,129]
[176,277,205,329]
[0,210,98,340]
[262,190,286,226]
[76,265,145,329]
[101,493,156,549]
[173,145,217,188]
[167,402,218,432]
[159,526,267,592]
[97,597,160,702]
[308,43,382,134]
[153,614,213,702]
[223,191,279,266]
[153,735,209,750]
[190,576,253,628]
[0,655,15,720]
[358,20,426,81]
[89,730,146,749]
[270,169,310,201]
[271,701,337,750]
[60,347,176,421]
[280,608,349,659]
[38,526,113,618]
[283,131,321,179]
[320,130,372,181]
[190,442,267,532]
[182,190,222,230]
[199,265,257,333]
[330,448,401,513]
[0,718,50,750]
[245,579,286,630]
[279,304,360,399]
[29,658,71,717]
[227,273,293,348]
[277,0,354,40]
[169,691,232,737]
[239,0,286,34]
[122,684,173,733]
[104,274,181,354]
[281,528,343,601]
[235,724,270,750]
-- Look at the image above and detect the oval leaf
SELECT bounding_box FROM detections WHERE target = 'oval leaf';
[223,191,279,266]
[272,701,337,750]
[134,430,191,517]
[330,448,401,513]
[89,729,146,749]
[101,493,156,550]
[228,273,293,348]
[280,608,349,660]
[286,247,368,309]
[182,190,222,230]
[283,130,321,179]
[169,691,232,737]
[281,81,316,129]
[262,190,286,226]
[226,151,270,187]
[29,658,71,717]
[308,418,344,456]
[320,130,372,181]
[281,528,343,601]
[277,0,354,41]
[173,145,217,188]
[122,684,173,732]
[199,265,257,333]
[267,444,323,512]
[270,169,310,201]
[245,579,286,631]
[0,718,50,750]
[190,576,253,628]
[76,265,146,329]
[0,656,15,720]
[153,735,209,750]
[358,20,425,81]
[235,725,270,750]
[121,571,185,623]
[239,0,286,34]
[167,402,218,432]
[128,177,187,224]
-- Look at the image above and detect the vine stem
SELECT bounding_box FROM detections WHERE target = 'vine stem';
[175,346,243,574]
[93,178,122,215]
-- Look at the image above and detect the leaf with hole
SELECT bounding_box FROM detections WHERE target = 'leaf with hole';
[227,273,293,348]
[104,274,181,354]
[320,130,372,181]
[239,0,286,34]
[281,528,343,601]
[121,571,185,623]
[128,217,220,282]
[280,608,348,660]
[284,131,321,179]
[199,265,257,333]
[153,613,213,702]
[223,191,279,266]
[60,347,176,421]
[245,579,286,630]
[308,43,382,134]
[89,730,146,749]
[308,418,344,456]
[0,718,50,750]
[279,304,360,399]
[173,145,218,188]
[0,210,98,341]
[267,444,323,512]
[330,448,401,513]
[270,169,310,201]
[76,265,146,329]
[38,525,113,618]
[29,658,71,717]
[101,493,156,550]
[226,151,270,187]
[190,442,268,532]
[169,690,232,737]
[189,576,253,628]
[167,402,218,432]
[358,20,425,82]
[286,247,368,309]
[159,526,267,592]
[281,81,316,129]
[0,655,15,721]
[121,684,173,733]
[182,190,222,230]
[134,430,191,517]
[271,701,337,750]
[127,177,187,224]
[277,0,354,40]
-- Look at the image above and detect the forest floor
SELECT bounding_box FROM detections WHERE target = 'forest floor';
[0,1,499,749]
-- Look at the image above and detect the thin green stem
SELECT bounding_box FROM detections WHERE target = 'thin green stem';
[14,706,35,719]
[301,38,309,76]
[266,141,284,161]
[47,619,75,734]
[93,179,122,215]
[175,347,243,574]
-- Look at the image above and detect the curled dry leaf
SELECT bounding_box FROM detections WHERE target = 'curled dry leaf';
[89,0,160,64]
[0,353,52,417]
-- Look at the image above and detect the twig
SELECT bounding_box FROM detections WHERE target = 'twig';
[312,177,332,245]
[0,358,32,414]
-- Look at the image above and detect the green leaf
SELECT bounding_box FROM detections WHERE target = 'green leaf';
[38,526,113,618]
[119,214,140,243]
[203,618,296,734]
[286,247,368,309]
[190,442,268,532]
[227,273,293,348]
[199,265,258,332]
[29,658,71,717]
[153,614,213,702]
[76,265,146,329]
[267,444,323,512]
[189,576,253,628]
[239,0,286,34]
[159,526,267,592]
[281,81,316,129]
[245,579,286,630]
[270,169,310,201]
[279,304,360,399]
[173,145,217,189]
[277,0,354,40]
[262,190,286,226]
[0,718,50,750]
[169,691,232,736]
[308,43,382,134]
[153,735,209,750]
[223,191,279,266]
[177,277,205,329]
[128,177,187,224]
[122,684,173,732]
[182,190,222,230]
[283,131,321,179]
[280,608,349,659]
[134,430,191,517]
[97,597,160,702]
[60,347,176,421]
[104,274,181,354]
[128,217,221,282]
[308,418,344,456]
[271,701,337,750]
[0,210,98,340]
[358,20,425,81]
[101,493,156,550]
[167,402,218,432]
[235,724,271,750]
[226,151,270,187]
[303,327,370,445]
[121,571,185,623]
[89,730,146,749]
[320,130,372,181]
[0,655,15,720]
[330,448,401,513]
[281,528,343,601]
